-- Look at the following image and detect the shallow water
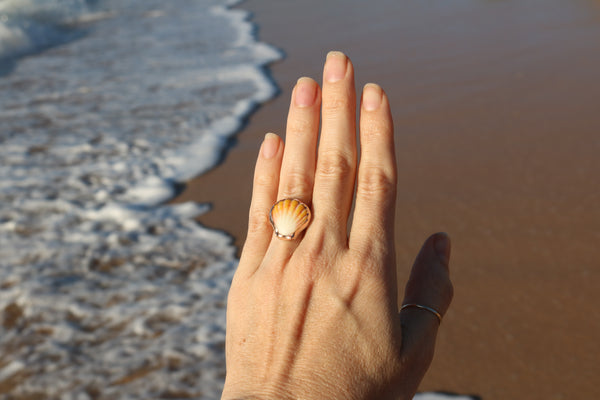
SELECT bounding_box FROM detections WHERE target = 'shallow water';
[0,0,279,398]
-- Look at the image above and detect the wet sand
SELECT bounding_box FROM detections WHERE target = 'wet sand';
[174,1,600,398]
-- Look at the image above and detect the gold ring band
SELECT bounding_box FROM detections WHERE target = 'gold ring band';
[401,303,442,323]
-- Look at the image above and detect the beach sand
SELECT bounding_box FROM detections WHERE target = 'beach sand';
[174,1,600,398]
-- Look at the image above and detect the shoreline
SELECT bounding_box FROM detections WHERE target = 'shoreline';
[174,1,600,398]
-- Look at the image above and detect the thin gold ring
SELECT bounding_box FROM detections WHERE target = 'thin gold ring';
[401,303,442,323]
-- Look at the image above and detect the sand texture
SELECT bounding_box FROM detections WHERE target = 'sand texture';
[175,1,600,398]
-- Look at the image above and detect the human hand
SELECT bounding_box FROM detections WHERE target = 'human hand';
[222,51,453,400]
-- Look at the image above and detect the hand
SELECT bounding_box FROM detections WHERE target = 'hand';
[222,51,453,400]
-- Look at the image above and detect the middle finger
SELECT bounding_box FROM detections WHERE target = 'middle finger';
[312,51,357,244]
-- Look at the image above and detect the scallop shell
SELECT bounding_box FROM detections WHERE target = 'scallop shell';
[269,199,311,240]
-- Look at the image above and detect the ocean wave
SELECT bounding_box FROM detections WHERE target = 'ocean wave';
[0,0,107,60]
[0,0,280,398]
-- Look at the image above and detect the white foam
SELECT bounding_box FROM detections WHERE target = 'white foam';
[0,20,32,57]
[0,0,281,398]
[0,0,96,59]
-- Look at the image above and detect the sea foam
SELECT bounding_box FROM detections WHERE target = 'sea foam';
[0,0,280,398]
[0,0,106,60]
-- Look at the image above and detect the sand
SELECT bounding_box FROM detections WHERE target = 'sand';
[174,1,600,398]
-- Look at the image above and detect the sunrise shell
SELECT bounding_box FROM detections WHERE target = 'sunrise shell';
[269,199,311,240]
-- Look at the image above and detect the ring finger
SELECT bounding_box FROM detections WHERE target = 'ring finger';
[272,78,320,244]
[277,77,320,201]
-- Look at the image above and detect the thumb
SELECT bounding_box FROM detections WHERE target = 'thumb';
[399,232,454,363]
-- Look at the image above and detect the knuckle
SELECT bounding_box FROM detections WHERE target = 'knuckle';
[246,208,269,236]
[361,123,388,144]
[357,167,396,199]
[322,95,352,115]
[442,278,454,306]
[431,270,454,315]
[287,118,313,137]
[281,169,313,197]
[317,150,354,178]
[254,171,275,189]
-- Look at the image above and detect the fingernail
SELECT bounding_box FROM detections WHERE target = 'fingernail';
[434,232,451,266]
[261,133,279,159]
[362,83,382,111]
[294,77,318,107]
[324,51,347,83]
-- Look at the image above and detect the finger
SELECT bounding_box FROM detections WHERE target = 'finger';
[277,77,320,202]
[399,233,454,362]
[349,83,396,266]
[238,133,284,277]
[311,51,357,244]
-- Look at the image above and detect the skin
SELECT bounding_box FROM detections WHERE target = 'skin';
[221,51,454,400]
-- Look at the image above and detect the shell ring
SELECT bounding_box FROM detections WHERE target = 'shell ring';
[269,199,311,240]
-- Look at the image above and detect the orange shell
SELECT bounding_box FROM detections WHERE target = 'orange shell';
[269,199,311,240]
